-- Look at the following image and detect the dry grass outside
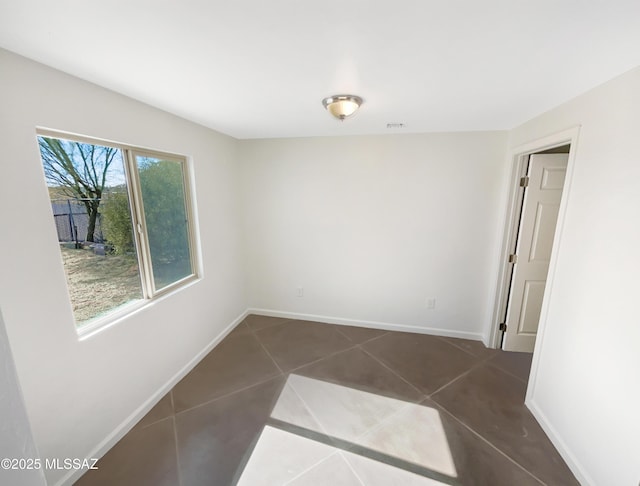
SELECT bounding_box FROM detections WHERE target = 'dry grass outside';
[60,246,143,324]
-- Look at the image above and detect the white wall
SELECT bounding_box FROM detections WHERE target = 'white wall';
[0,49,246,485]
[7,42,637,486]
[241,133,508,339]
[0,308,47,486]
[512,66,640,485]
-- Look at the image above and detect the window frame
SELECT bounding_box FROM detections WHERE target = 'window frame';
[37,128,199,335]
[128,148,198,298]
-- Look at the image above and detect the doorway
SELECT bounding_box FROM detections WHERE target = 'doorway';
[501,149,568,351]
[490,130,577,353]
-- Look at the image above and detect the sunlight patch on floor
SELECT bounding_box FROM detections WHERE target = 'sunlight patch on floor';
[237,374,457,485]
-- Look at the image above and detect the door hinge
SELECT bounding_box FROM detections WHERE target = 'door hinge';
[520,176,529,187]
[508,254,517,264]
[499,323,507,331]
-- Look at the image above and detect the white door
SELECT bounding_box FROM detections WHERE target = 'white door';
[502,153,568,352]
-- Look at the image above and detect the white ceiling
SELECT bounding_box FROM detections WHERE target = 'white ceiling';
[1,0,639,139]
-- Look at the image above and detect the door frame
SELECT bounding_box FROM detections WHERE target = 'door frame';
[488,126,581,350]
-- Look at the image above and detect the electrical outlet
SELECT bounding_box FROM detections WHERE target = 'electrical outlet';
[426,298,436,310]
[297,287,304,297]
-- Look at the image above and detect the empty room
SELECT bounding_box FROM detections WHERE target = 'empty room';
[0,1,638,486]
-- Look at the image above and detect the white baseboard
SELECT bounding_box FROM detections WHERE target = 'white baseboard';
[526,397,593,486]
[58,309,250,486]
[248,308,484,342]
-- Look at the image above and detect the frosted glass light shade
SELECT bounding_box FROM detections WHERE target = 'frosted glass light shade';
[322,95,363,120]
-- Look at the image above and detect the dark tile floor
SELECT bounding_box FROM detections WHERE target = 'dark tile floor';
[75,315,578,486]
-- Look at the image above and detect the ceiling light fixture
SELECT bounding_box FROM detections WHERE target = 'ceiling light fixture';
[322,95,363,121]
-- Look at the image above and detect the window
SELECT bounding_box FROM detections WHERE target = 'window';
[37,131,197,330]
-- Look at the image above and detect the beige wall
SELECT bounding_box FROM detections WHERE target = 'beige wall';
[512,66,640,485]
[0,49,247,485]
[240,132,508,339]
[0,308,47,486]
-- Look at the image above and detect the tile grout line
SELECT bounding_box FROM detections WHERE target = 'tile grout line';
[354,330,391,346]
[285,372,419,460]
[332,326,354,343]
[338,450,367,486]
[284,380,329,437]
[281,451,342,486]
[170,382,180,486]
[356,330,391,345]
[174,319,360,417]
[279,374,425,466]
[485,357,531,385]
[278,378,368,484]
[250,319,388,377]
[171,415,184,486]
[426,358,491,398]
[137,392,177,431]
[430,399,547,486]
[174,373,282,416]
[246,316,295,335]
[172,317,285,416]
[435,335,490,359]
[286,343,360,374]
[247,317,347,376]
[268,417,459,485]
[252,332,285,375]
[349,400,419,452]
[358,346,426,399]
[138,416,172,430]
[331,326,390,346]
